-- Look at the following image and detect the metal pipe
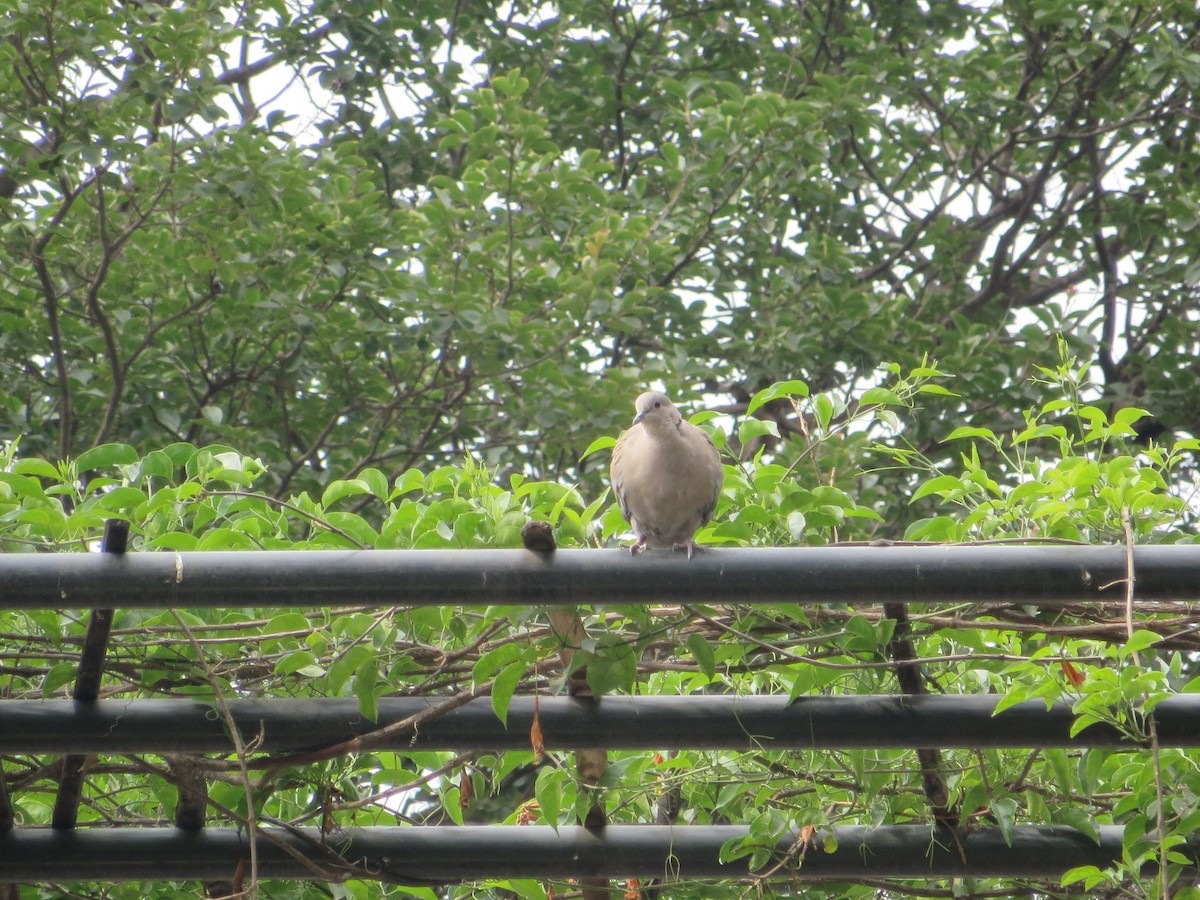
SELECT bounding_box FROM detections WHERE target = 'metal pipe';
[3,694,1198,754]
[0,545,1198,610]
[0,824,1139,882]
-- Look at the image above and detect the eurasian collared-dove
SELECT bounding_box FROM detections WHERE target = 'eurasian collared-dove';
[610,390,724,558]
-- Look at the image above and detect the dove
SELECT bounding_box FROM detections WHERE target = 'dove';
[609,390,724,558]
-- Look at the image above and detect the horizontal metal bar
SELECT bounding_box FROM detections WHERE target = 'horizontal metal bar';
[0,545,1197,610]
[0,824,1144,882]
[4,694,1199,754]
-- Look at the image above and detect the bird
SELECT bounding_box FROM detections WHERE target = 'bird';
[609,390,724,558]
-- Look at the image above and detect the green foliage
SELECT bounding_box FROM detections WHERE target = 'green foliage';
[2,0,1199,507]
[882,347,1200,545]
[1,356,1199,896]
[4,0,1200,894]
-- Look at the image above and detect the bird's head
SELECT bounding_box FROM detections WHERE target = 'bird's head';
[632,391,682,430]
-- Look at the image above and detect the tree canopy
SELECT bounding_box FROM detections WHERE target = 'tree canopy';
[3,0,1198,495]
[3,0,1200,897]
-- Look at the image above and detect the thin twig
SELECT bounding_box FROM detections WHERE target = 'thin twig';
[1121,507,1167,900]
[199,490,367,548]
[169,610,261,898]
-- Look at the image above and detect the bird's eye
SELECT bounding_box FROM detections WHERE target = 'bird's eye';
[654,401,662,408]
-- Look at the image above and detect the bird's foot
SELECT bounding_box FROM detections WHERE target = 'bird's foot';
[626,536,648,555]
[674,540,704,559]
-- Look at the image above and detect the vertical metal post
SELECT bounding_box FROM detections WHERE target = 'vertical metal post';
[51,520,129,829]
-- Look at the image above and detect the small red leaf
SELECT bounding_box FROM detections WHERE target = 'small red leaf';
[516,800,539,825]
[797,823,817,859]
[530,693,545,759]
[459,770,474,809]
[1061,660,1085,686]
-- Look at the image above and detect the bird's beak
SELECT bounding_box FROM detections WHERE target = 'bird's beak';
[632,411,646,425]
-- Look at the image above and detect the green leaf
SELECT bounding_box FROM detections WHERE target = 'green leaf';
[95,486,147,511]
[75,444,140,471]
[42,663,77,696]
[737,418,781,443]
[813,393,835,431]
[991,796,1017,846]
[992,686,1031,716]
[322,479,371,507]
[579,435,616,461]
[137,450,176,480]
[353,656,380,722]
[859,387,903,407]
[582,637,638,697]
[1045,748,1074,794]
[24,609,62,642]
[0,473,46,500]
[660,142,681,169]
[1070,713,1103,739]
[443,786,465,826]
[746,379,809,416]
[161,443,199,465]
[12,458,60,479]
[718,834,756,864]
[534,766,563,831]
[942,426,997,442]
[276,650,320,676]
[357,467,390,498]
[786,510,807,539]
[147,532,199,550]
[686,633,716,680]
[1055,806,1101,845]
[916,383,959,397]
[1123,629,1159,654]
[490,660,526,727]
[911,474,964,503]
[908,365,947,378]
[327,645,374,695]
[1061,865,1106,890]
[393,469,426,497]
[474,643,522,686]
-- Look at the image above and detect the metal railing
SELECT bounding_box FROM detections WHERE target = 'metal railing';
[2,544,1199,886]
